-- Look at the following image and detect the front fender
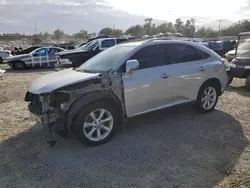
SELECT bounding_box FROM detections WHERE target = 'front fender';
[64,90,124,132]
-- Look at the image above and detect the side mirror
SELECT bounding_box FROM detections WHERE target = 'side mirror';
[126,59,139,73]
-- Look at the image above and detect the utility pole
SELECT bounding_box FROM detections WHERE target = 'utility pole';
[218,20,222,32]
[34,22,37,34]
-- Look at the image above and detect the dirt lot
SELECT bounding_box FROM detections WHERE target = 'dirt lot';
[0,64,250,188]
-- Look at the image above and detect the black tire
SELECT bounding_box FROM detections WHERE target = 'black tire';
[246,76,250,91]
[0,57,3,63]
[14,61,25,70]
[227,75,233,86]
[72,101,118,146]
[193,83,219,113]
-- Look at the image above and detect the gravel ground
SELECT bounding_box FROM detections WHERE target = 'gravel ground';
[0,65,250,188]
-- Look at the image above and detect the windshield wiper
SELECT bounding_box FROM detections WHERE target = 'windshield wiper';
[75,68,96,73]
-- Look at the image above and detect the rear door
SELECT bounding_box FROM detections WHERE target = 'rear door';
[164,43,210,102]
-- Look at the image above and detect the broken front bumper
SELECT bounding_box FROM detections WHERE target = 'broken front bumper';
[29,111,59,125]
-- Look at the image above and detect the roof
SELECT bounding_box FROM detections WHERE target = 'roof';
[119,41,144,47]
[238,32,250,36]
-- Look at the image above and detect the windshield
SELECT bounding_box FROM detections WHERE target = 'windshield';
[77,45,136,72]
[236,36,250,58]
[81,40,98,51]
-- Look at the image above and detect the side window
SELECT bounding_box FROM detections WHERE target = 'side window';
[193,47,210,59]
[48,48,57,56]
[130,44,166,70]
[166,44,208,64]
[101,39,116,48]
[33,48,48,56]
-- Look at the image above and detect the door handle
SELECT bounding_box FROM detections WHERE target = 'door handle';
[161,73,170,79]
[199,67,205,71]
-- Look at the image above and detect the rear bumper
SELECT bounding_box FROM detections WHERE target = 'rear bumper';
[227,67,250,78]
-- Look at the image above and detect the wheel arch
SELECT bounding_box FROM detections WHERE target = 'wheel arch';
[65,90,125,132]
[11,60,26,68]
[197,78,222,98]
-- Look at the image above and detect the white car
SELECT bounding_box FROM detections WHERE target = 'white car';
[0,49,12,63]
[25,39,228,146]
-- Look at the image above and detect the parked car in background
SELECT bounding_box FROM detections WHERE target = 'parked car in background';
[6,47,65,69]
[55,43,75,50]
[226,32,250,89]
[12,45,43,55]
[87,34,110,43]
[25,39,228,146]
[56,38,128,67]
[0,49,12,63]
[209,41,224,56]
[75,42,88,48]
[224,49,236,61]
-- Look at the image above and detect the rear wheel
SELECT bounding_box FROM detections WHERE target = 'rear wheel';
[72,101,118,146]
[193,83,219,113]
[0,57,3,63]
[14,61,25,70]
[227,75,233,86]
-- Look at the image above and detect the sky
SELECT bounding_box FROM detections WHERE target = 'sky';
[0,0,250,34]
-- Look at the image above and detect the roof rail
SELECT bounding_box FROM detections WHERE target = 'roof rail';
[144,36,186,43]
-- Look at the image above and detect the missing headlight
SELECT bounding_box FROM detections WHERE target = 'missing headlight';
[52,92,71,108]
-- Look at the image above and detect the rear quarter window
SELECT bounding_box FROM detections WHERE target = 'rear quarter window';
[101,39,116,48]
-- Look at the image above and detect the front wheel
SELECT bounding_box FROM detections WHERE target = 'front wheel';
[14,61,25,70]
[193,83,219,113]
[72,101,118,146]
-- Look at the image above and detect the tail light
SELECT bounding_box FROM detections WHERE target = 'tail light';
[220,58,227,64]
[7,51,11,56]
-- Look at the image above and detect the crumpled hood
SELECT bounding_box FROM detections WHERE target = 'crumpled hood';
[28,68,100,94]
[7,54,29,60]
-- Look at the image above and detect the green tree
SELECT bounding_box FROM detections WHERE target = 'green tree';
[73,29,88,39]
[99,27,113,35]
[144,18,153,35]
[43,31,50,39]
[53,29,64,40]
[166,22,176,33]
[184,19,195,37]
[112,29,123,37]
[125,25,145,38]
[174,18,184,34]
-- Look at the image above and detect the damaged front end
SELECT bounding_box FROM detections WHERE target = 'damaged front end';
[25,90,73,146]
[24,68,126,146]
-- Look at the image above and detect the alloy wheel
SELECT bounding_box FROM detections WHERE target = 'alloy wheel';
[83,109,114,142]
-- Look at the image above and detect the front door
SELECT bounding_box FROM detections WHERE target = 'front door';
[31,48,48,68]
[122,44,172,117]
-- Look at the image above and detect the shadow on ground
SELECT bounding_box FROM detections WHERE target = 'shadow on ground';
[0,105,249,188]
[227,85,250,97]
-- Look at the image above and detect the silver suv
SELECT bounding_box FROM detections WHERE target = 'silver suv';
[25,39,228,146]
